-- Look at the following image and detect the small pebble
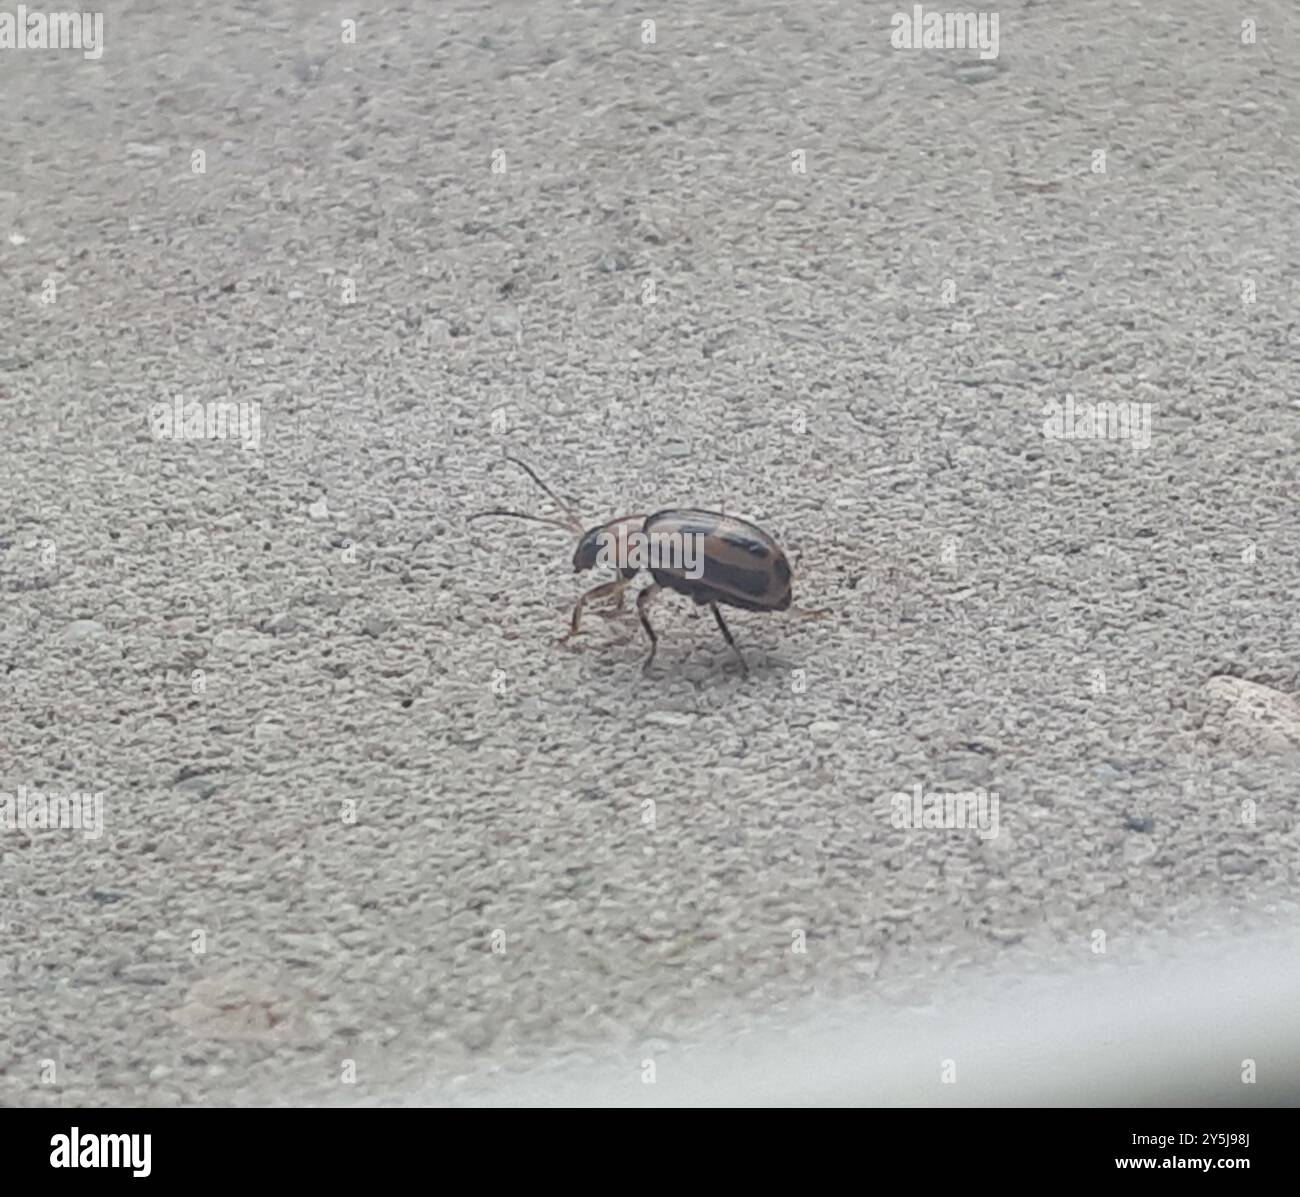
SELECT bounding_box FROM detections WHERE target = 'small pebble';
[644,711,695,728]
[62,619,106,643]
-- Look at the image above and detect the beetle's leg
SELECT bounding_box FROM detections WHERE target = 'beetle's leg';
[595,584,632,621]
[709,603,749,676]
[636,583,662,674]
[598,567,640,620]
[559,578,629,644]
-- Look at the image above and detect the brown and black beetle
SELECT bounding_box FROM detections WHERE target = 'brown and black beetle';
[468,457,809,676]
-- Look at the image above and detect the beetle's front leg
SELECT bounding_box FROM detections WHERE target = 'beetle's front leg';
[558,578,630,645]
[595,583,634,623]
[593,567,638,622]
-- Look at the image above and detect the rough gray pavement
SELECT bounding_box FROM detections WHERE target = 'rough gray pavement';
[2,0,1299,1107]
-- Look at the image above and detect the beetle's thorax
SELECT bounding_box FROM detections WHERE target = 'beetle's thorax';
[572,514,647,574]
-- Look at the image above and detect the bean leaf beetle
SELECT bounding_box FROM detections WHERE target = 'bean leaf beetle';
[469,457,822,676]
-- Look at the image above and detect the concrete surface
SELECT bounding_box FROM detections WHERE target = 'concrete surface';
[2,0,1299,1107]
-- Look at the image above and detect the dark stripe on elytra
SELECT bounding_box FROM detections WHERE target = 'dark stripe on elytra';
[707,534,776,568]
[646,511,776,542]
[649,553,769,599]
[721,533,770,559]
[648,522,776,559]
[701,557,771,600]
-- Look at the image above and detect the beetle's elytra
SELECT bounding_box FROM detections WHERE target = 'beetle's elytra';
[640,510,793,613]
[469,457,801,676]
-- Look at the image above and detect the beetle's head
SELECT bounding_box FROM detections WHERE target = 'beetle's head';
[572,525,605,574]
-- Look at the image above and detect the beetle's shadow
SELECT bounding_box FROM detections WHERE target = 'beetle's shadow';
[563,594,805,684]
[597,626,790,685]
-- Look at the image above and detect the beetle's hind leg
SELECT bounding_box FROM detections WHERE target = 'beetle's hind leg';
[559,578,630,645]
[709,603,749,676]
[636,583,662,674]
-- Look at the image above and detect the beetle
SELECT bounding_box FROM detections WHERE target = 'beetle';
[468,457,799,676]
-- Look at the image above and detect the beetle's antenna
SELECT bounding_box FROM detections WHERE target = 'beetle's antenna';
[502,456,584,533]
[467,508,576,533]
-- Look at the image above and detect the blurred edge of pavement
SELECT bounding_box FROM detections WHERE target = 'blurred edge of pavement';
[393,926,1300,1107]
